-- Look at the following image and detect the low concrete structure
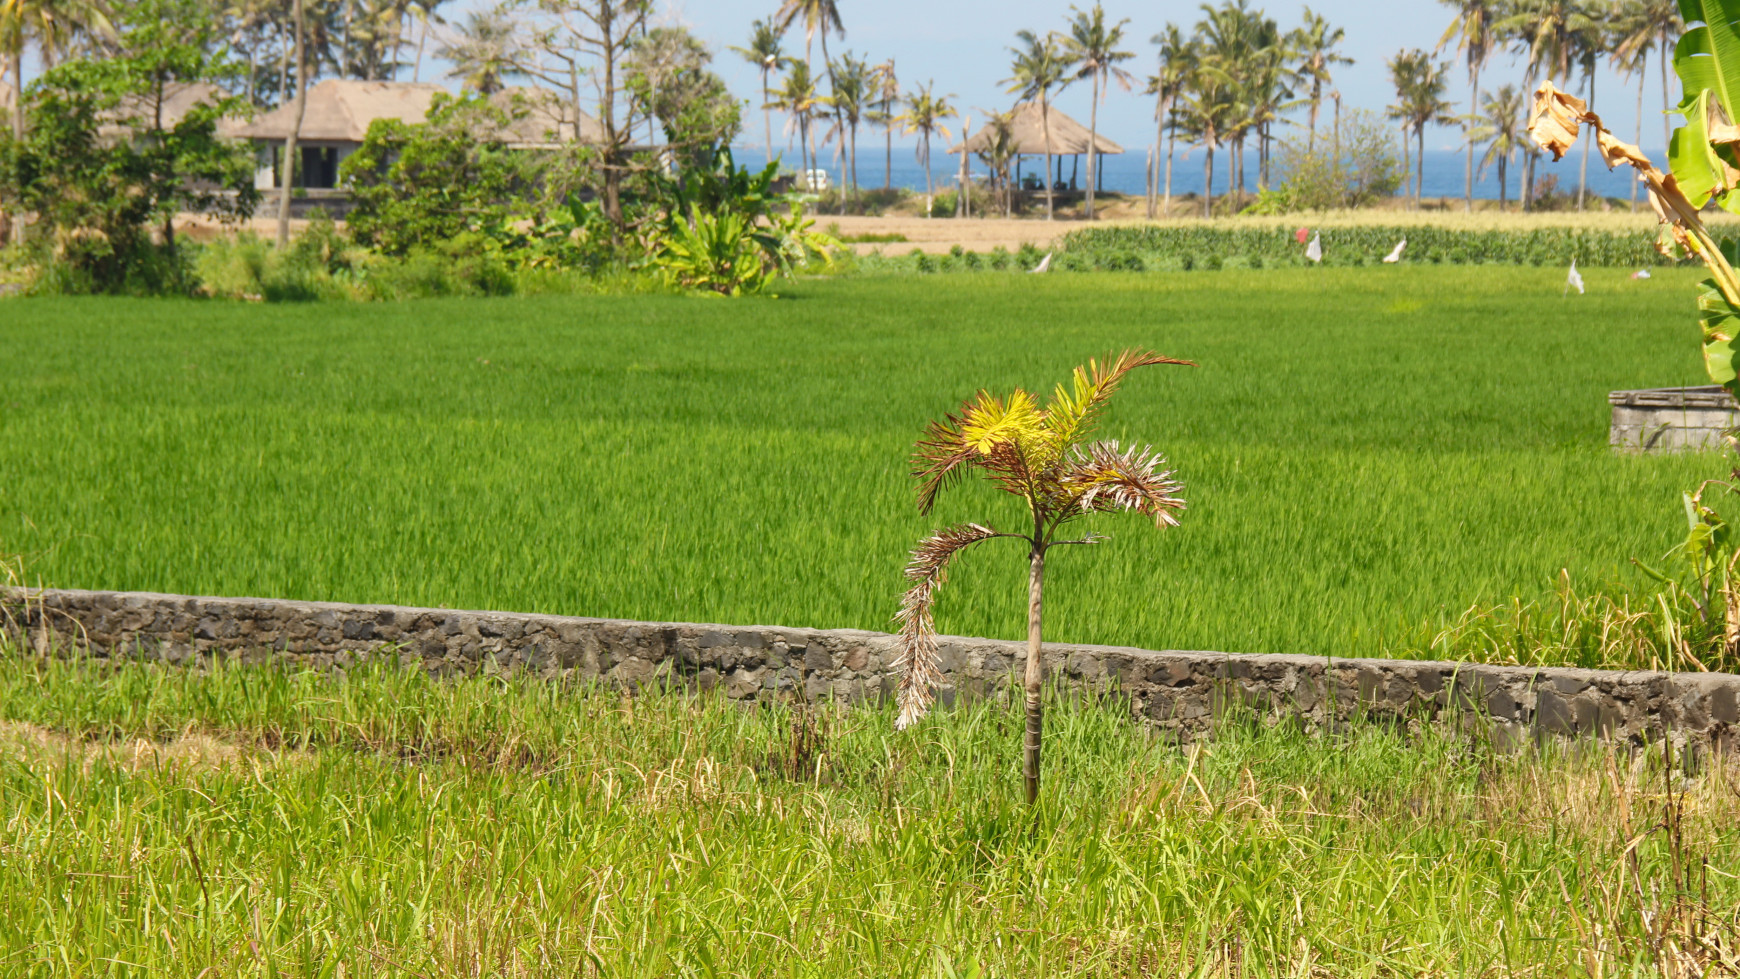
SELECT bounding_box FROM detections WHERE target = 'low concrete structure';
[6,588,1737,751]
[1610,385,1740,452]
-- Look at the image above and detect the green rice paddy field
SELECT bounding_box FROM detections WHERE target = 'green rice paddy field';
[0,266,1726,661]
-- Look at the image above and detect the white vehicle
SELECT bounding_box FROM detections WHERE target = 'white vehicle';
[803,168,831,193]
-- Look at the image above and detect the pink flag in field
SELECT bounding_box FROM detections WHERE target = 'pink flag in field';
[1295,227,1310,244]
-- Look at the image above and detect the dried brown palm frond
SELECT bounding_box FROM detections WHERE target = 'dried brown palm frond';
[1055,441,1186,526]
[892,523,1006,730]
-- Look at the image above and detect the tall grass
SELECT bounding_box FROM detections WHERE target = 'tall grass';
[0,653,1734,976]
[0,268,1727,667]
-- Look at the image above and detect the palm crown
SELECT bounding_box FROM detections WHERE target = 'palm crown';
[894,350,1192,736]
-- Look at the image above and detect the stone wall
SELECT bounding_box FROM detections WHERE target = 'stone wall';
[6,588,1738,750]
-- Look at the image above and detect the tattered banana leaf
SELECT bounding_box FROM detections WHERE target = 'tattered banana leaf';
[1669,89,1740,211]
[1698,277,1740,389]
[1675,0,1740,120]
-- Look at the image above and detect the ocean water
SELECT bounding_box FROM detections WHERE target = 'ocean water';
[729,143,1654,202]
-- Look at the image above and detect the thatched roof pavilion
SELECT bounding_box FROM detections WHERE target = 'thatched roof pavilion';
[949,99,1122,158]
[947,100,1121,195]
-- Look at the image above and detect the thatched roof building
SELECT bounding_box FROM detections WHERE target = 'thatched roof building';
[102,82,249,140]
[948,100,1122,157]
[234,80,599,148]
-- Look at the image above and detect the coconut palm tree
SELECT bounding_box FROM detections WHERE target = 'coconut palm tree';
[404,0,448,83]
[869,57,898,191]
[1060,3,1134,220]
[1146,24,1195,218]
[1571,16,1615,209]
[896,350,1192,806]
[1289,7,1351,154]
[730,17,788,164]
[436,8,518,94]
[1498,0,1598,210]
[1005,29,1070,220]
[896,81,953,206]
[1436,0,1498,212]
[1387,48,1453,210]
[276,0,308,248]
[974,107,1018,215]
[1613,0,1679,158]
[1241,34,1298,190]
[1194,0,1272,208]
[774,0,843,182]
[825,50,870,211]
[0,0,115,240]
[767,59,824,186]
[1178,26,1239,218]
[1467,84,1526,210]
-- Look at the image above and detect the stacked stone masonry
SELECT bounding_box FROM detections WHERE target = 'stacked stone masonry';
[5,588,1738,750]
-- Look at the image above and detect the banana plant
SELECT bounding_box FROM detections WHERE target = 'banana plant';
[1528,1,1740,391]
[894,350,1191,804]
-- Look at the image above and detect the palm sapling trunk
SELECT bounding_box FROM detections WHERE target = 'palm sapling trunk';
[893,351,1192,805]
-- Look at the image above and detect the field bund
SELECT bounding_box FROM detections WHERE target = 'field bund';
[9,587,1738,752]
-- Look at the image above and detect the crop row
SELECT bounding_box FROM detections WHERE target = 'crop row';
[1051,224,1691,271]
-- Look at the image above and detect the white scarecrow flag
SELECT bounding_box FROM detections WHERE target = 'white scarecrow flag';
[1305,233,1322,263]
[1382,239,1406,263]
[1565,260,1585,296]
[1030,252,1053,274]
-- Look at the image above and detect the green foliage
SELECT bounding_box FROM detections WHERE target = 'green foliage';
[623,26,743,169]
[653,207,777,296]
[1,656,1735,976]
[0,0,258,293]
[340,93,527,257]
[1262,109,1406,211]
[648,149,840,295]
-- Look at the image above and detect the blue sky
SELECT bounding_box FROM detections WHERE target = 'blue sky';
[449,0,1677,155]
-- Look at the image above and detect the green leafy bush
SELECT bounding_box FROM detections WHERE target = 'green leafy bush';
[0,0,258,294]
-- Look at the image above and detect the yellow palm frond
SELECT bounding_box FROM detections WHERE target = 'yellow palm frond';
[960,388,1045,455]
[1042,350,1195,455]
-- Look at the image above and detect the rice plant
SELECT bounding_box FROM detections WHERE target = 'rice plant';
[0,268,1726,667]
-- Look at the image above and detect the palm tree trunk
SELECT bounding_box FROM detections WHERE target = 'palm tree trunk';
[1085,73,1100,220]
[1040,92,1055,221]
[884,115,892,191]
[8,43,24,244]
[1498,155,1508,210]
[1465,64,1479,213]
[1308,79,1320,153]
[762,70,773,164]
[1203,142,1214,218]
[922,132,932,202]
[1022,542,1045,807]
[1633,51,1646,213]
[1661,36,1671,155]
[849,122,859,211]
[1416,127,1424,211]
[1145,144,1155,219]
[1164,120,1175,217]
[1578,67,1594,210]
[277,0,308,250]
[1400,125,1411,208]
[414,18,426,82]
